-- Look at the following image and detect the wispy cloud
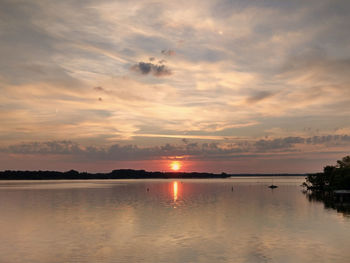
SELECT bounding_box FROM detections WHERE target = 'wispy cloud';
[0,0,349,172]
[161,49,176,56]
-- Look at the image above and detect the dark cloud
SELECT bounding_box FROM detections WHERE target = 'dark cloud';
[4,141,82,155]
[246,91,275,104]
[254,137,305,151]
[131,62,172,77]
[161,49,175,56]
[182,138,189,144]
[254,134,350,152]
[279,48,350,89]
[2,135,350,161]
[93,86,114,96]
[306,135,350,144]
[94,86,104,91]
[0,140,242,161]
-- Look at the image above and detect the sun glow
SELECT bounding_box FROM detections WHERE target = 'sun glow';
[170,161,181,171]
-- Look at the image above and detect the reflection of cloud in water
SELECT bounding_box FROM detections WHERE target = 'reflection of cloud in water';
[0,179,350,262]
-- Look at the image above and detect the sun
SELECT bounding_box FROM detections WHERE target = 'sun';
[170,161,181,171]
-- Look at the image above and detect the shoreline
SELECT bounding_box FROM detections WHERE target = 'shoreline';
[0,170,306,180]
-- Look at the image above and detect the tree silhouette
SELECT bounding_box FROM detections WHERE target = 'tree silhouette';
[305,155,350,190]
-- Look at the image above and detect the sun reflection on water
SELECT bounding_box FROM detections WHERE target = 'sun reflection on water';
[173,181,178,202]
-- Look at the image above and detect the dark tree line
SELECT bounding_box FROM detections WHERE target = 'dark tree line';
[304,156,350,190]
[0,169,231,180]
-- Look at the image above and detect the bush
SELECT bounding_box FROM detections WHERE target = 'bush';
[305,156,350,190]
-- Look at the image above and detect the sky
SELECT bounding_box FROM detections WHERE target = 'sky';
[0,0,350,173]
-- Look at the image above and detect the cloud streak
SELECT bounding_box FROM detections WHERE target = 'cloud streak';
[161,49,175,56]
[3,134,350,162]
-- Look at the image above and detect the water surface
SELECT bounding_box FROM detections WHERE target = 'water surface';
[0,177,349,263]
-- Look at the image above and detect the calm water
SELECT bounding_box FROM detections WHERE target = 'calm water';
[0,177,349,263]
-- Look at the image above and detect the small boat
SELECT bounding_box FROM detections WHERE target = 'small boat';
[268,184,278,189]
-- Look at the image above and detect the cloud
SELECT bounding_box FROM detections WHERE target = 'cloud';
[1,0,350,172]
[254,134,350,152]
[93,86,104,92]
[3,135,350,162]
[0,140,241,161]
[4,141,82,155]
[254,137,305,151]
[131,62,172,77]
[161,49,175,56]
[280,49,350,86]
[245,91,275,104]
[305,135,350,145]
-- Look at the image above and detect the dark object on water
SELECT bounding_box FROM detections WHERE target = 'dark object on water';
[231,186,234,191]
[268,184,278,189]
[147,188,149,192]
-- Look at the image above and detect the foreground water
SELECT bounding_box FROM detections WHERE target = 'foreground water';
[0,177,349,263]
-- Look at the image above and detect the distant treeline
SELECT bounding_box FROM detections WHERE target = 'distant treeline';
[0,170,304,180]
[0,169,230,180]
[304,156,350,190]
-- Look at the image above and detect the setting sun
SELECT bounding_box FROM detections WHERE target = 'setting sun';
[170,161,181,171]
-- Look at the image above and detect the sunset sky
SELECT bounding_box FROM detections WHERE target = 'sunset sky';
[1,0,349,173]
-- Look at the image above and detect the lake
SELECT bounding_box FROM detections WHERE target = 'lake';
[0,177,349,263]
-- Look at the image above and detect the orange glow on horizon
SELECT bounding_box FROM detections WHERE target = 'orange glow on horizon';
[170,161,181,171]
